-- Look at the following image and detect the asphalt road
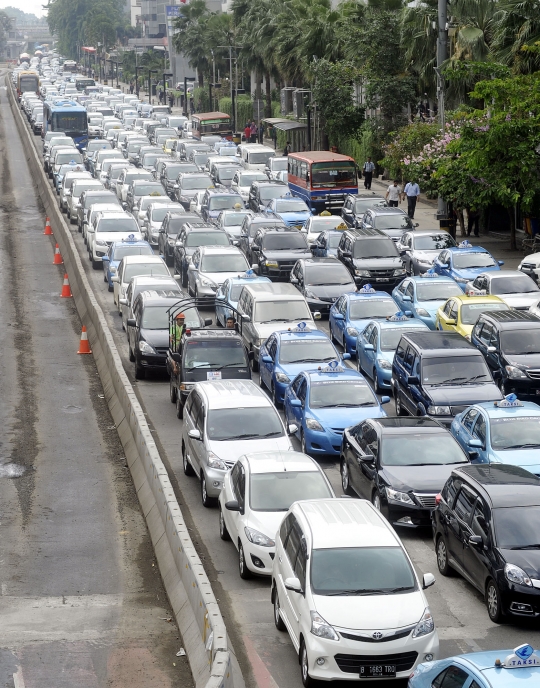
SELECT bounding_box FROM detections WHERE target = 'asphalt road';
[0,77,192,688]
[14,90,540,688]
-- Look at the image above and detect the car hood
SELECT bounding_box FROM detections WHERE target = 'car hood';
[412,249,440,263]
[453,265,499,280]
[312,405,386,430]
[201,270,248,286]
[497,292,540,308]
[278,211,311,223]
[417,300,445,317]
[139,328,169,348]
[353,257,402,269]
[255,321,318,341]
[500,549,540,579]
[263,249,313,262]
[180,188,204,198]
[246,510,286,541]
[425,384,502,405]
[307,284,356,300]
[506,354,540,368]
[95,230,143,243]
[380,463,459,493]
[492,448,540,469]
[208,436,292,464]
[314,590,425,631]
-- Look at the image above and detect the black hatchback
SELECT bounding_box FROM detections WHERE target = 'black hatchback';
[433,463,540,623]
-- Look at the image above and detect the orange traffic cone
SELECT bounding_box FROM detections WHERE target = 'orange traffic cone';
[43,217,53,235]
[77,326,92,354]
[60,273,72,298]
[53,243,63,265]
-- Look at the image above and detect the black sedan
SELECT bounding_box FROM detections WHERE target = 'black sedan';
[290,256,356,313]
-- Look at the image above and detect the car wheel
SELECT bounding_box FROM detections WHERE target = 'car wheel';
[129,346,135,362]
[373,368,382,395]
[329,323,337,344]
[219,507,231,541]
[340,459,351,494]
[238,542,252,579]
[300,640,314,688]
[181,269,188,288]
[92,257,101,270]
[273,590,286,631]
[103,273,108,283]
[176,393,184,419]
[395,385,406,416]
[182,442,195,476]
[436,536,454,577]
[486,579,504,623]
[134,359,145,380]
[169,377,177,403]
[301,430,308,455]
[201,474,216,508]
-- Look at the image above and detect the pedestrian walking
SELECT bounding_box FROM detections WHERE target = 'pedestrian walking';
[403,180,421,219]
[386,180,401,207]
[244,122,251,142]
[169,91,174,109]
[283,141,292,156]
[362,157,375,190]
[129,80,134,95]
[258,122,264,144]
[250,120,257,143]
[467,207,480,237]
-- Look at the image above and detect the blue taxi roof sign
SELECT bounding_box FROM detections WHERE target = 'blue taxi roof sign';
[239,269,257,279]
[318,359,344,373]
[288,321,311,333]
[359,284,376,293]
[458,240,472,248]
[122,233,137,243]
[386,311,409,322]
[420,268,439,278]
[495,393,523,408]
[500,644,540,668]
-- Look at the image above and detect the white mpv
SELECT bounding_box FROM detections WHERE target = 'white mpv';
[271,499,439,685]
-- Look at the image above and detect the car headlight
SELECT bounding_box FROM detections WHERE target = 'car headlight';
[394,268,406,276]
[306,418,324,432]
[304,290,319,300]
[385,487,414,505]
[505,562,532,586]
[207,452,227,470]
[244,526,274,547]
[95,239,107,246]
[346,326,358,337]
[355,269,370,277]
[138,340,156,354]
[265,260,279,268]
[454,277,468,283]
[428,405,451,415]
[275,372,291,384]
[310,611,339,641]
[377,358,392,370]
[416,308,430,317]
[505,365,527,379]
[199,276,216,288]
[412,608,435,638]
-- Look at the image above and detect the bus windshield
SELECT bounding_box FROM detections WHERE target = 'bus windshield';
[311,161,356,185]
[52,111,87,134]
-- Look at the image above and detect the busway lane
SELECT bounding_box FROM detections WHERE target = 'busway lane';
[22,110,540,687]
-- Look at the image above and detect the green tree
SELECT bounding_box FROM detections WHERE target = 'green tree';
[492,0,540,73]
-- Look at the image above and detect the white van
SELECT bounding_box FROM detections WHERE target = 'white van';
[237,143,276,171]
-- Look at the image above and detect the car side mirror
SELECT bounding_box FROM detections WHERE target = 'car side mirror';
[126,318,136,327]
[288,423,298,435]
[241,313,250,322]
[407,374,420,385]
[422,573,436,589]
[469,535,483,548]
[487,346,497,353]
[284,576,302,593]
[102,257,109,263]
[290,399,302,408]
[364,343,374,351]
[381,396,391,404]
[440,263,448,269]
[343,353,351,360]
[468,438,483,448]
[262,355,273,363]
[290,277,298,284]
[188,428,201,440]
[498,260,504,266]
[188,263,196,271]
[402,295,412,302]
[119,298,128,306]
[446,319,457,325]
[333,313,344,321]
[362,454,375,463]
[225,500,240,512]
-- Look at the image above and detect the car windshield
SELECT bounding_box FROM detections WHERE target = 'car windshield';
[97,218,139,233]
[133,184,164,197]
[311,161,356,185]
[72,182,102,196]
[56,152,83,165]
[494,506,540,549]
[186,232,230,248]
[255,300,312,323]
[382,435,468,466]
[501,329,540,355]
[453,251,496,269]
[223,212,250,226]
[88,140,111,152]
[260,186,288,201]
[141,306,176,329]
[209,196,242,211]
[380,327,425,351]
[124,262,169,281]
[151,207,178,222]
[201,254,248,273]
[490,275,539,295]
[250,471,332,511]
[249,220,282,237]
[305,266,353,286]
[275,200,309,213]
[262,234,308,250]
[112,245,153,260]
[349,298,397,320]
[206,406,283,440]
[415,283,462,301]
[353,239,398,259]
[490,417,540,450]
[311,547,416,596]
[181,176,213,190]
[413,234,456,250]
[216,168,237,181]
[354,198,387,214]
[193,154,209,165]
[460,302,509,325]
[238,173,267,186]
[421,355,492,384]
[310,217,344,232]
[249,152,274,164]
[279,339,337,364]
[309,381,377,408]
[142,155,166,167]
[175,164,199,175]
[373,214,413,230]
[85,194,118,207]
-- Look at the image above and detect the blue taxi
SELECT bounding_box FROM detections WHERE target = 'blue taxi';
[102,236,153,292]
[409,644,540,688]
[284,365,389,455]
[357,313,429,392]
[259,325,349,405]
[450,395,540,473]
[433,241,504,290]
[392,272,463,330]
[265,195,312,229]
[329,285,400,357]
[215,271,271,327]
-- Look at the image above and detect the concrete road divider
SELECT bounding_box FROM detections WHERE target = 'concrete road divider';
[7,79,242,688]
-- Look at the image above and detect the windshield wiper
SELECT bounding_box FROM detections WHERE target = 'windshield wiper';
[326,586,414,596]
[286,357,335,364]
[259,318,290,323]
[510,544,540,550]
[322,402,375,408]
[185,362,212,369]
[502,443,540,449]
[429,376,469,385]
[210,362,246,370]
[222,431,281,441]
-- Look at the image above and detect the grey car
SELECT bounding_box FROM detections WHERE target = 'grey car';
[361,206,417,241]
[397,229,457,275]
[341,192,388,228]
[466,270,540,310]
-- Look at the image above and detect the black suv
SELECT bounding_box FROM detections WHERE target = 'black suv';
[433,463,540,622]
[290,256,356,313]
[248,180,288,213]
[340,192,387,228]
[392,331,502,426]
[471,309,540,398]
[158,211,201,266]
[173,223,230,287]
[341,417,469,527]
[251,227,312,280]
[337,228,406,290]
[159,161,196,198]
[238,213,287,264]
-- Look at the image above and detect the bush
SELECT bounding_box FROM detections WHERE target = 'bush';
[218,96,254,131]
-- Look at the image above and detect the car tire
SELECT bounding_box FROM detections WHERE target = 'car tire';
[395,385,406,416]
[371,490,381,511]
[271,383,280,408]
[134,359,145,380]
[301,430,308,455]
[486,579,504,623]
[92,257,101,270]
[165,252,173,267]
[201,474,216,508]
[340,459,351,494]
[170,377,177,403]
[219,507,231,541]
[129,346,135,362]
[300,639,314,688]
[176,393,184,419]
[436,536,454,577]
[182,442,195,476]
[373,368,382,395]
[273,590,286,631]
[108,283,113,293]
[238,542,252,579]
[251,349,259,373]
[499,379,506,395]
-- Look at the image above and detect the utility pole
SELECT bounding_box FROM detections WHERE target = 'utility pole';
[218,44,243,134]
[436,0,448,222]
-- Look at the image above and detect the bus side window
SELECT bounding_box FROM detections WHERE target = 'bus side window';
[300,162,307,181]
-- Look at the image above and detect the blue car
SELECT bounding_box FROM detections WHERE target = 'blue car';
[357,314,429,392]
[259,327,349,405]
[265,195,312,229]
[409,644,540,688]
[451,396,540,473]
[433,241,504,290]
[329,286,400,356]
[215,272,271,326]
[55,161,86,193]
[101,237,154,292]
[284,366,389,455]
[311,229,345,257]
[392,273,463,330]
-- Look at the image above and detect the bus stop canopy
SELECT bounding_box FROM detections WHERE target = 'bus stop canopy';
[262,118,307,131]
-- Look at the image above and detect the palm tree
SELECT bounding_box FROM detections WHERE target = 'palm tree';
[173,0,212,87]
[491,0,540,73]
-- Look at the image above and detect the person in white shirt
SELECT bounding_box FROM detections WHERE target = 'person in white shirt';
[362,157,375,189]
[386,180,401,207]
[403,181,420,219]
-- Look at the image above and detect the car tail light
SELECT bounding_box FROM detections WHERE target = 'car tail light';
[435,493,442,506]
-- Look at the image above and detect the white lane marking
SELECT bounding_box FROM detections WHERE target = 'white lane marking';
[13,667,25,688]
[1,583,7,596]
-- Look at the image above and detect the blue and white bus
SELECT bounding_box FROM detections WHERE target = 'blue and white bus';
[43,99,88,150]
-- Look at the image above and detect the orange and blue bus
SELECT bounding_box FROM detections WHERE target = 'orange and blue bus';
[191,112,232,141]
[287,151,358,213]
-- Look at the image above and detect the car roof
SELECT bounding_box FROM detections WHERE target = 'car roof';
[196,380,272,408]
[448,246,490,254]
[480,309,540,327]
[369,207,407,216]
[402,331,476,353]
[306,369,372,384]
[185,329,241,340]
[300,257,343,266]
[451,294,505,305]
[408,275,457,284]
[275,329,328,342]
[111,239,149,249]
[242,451,322,475]
[346,290,394,300]
[477,399,540,418]
[96,211,129,219]
[296,499,400,549]
[241,282,304,298]
[377,318,428,331]
[370,417,445,433]
[122,254,166,265]
[139,291,182,305]
[199,245,242,254]
[410,229,454,237]
[453,464,540,507]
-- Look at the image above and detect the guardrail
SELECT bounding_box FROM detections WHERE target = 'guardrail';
[7,77,241,688]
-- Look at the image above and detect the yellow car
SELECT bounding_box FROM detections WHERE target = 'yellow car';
[435,293,510,340]
[163,138,177,155]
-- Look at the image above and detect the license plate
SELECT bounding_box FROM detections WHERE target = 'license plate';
[536,389,540,395]
[360,665,396,679]
[374,278,389,282]
[207,371,222,380]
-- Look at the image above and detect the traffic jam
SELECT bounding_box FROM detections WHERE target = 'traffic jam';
[13,53,540,688]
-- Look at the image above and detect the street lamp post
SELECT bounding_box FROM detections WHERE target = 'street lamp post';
[436,0,448,223]
[135,65,141,98]
[163,71,173,107]
[148,69,157,103]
